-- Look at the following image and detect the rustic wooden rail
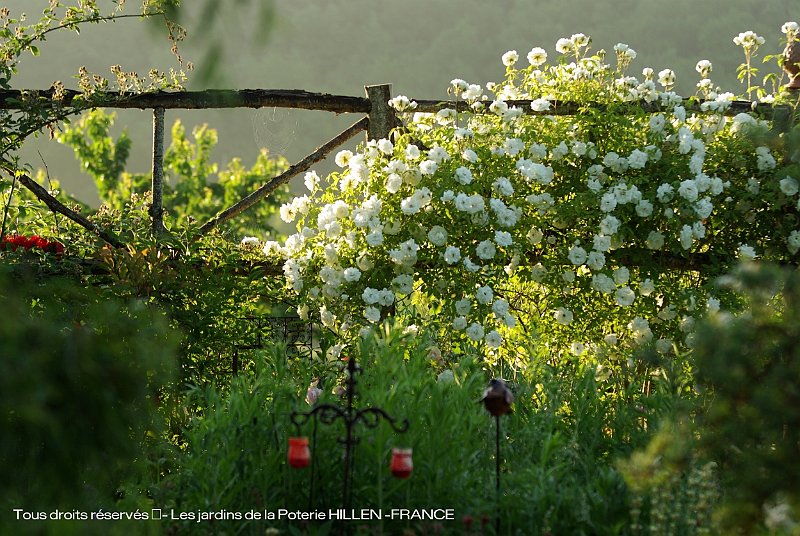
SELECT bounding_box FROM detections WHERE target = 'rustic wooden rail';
[0,88,371,113]
[1,86,392,243]
[1,88,791,119]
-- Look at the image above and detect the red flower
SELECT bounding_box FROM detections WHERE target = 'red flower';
[32,235,49,249]
[44,241,64,255]
[0,234,65,254]
[1,234,20,251]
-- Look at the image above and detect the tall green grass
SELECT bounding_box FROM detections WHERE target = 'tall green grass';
[159,323,705,535]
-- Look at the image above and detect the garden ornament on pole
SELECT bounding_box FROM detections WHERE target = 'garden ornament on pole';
[290,355,410,515]
[481,378,514,535]
[480,379,514,417]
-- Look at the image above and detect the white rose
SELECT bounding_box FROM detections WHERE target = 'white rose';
[640,278,656,296]
[427,225,448,246]
[444,246,461,264]
[780,176,799,196]
[476,285,494,304]
[554,307,573,325]
[615,286,636,307]
[466,322,485,341]
[485,330,503,348]
[568,246,588,265]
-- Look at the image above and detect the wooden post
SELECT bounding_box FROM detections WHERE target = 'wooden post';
[365,84,396,141]
[151,107,166,236]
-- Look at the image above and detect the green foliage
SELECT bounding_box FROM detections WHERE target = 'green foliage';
[3,180,292,391]
[618,424,720,536]
[66,196,291,388]
[0,264,177,535]
[3,4,800,536]
[0,166,86,240]
[619,263,800,535]
[56,109,291,237]
[691,264,800,533]
[55,109,133,202]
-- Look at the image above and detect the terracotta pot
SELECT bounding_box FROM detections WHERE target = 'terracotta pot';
[784,40,800,90]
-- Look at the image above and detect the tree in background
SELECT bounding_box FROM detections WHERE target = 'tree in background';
[56,109,289,238]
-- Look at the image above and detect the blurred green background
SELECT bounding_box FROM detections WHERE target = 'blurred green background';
[5,0,796,206]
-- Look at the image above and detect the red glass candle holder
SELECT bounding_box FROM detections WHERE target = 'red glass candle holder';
[390,448,413,479]
[288,436,310,468]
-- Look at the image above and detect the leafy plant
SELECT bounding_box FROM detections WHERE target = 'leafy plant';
[0,1,187,168]
[692,263,800,533]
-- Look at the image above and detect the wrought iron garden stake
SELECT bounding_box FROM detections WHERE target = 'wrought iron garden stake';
[495,414,501,534]
[290,355,409,512]
[480,378,514,535]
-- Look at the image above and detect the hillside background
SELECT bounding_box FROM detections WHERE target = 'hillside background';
[5,0,796,207]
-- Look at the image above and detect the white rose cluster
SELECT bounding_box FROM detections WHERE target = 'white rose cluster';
[272,29,798,355]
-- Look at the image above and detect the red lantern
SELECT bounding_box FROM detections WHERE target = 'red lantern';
[390,448,413,479]
[288,436,310,468]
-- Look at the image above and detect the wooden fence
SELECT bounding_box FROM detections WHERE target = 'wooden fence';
[0,85,795,249]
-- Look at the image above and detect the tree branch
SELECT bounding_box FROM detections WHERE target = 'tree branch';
[20,13,159,50]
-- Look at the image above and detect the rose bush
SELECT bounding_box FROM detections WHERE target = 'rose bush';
[271,27,800,362]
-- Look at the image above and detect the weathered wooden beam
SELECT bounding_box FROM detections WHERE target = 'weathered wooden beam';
[198,116,369,235]
[16,174,124,248]
[0,89,371,113]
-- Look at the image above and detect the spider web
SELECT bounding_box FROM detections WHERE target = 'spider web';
[251,107,299,157]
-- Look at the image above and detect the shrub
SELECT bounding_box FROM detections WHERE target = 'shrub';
[0,265,177,535]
